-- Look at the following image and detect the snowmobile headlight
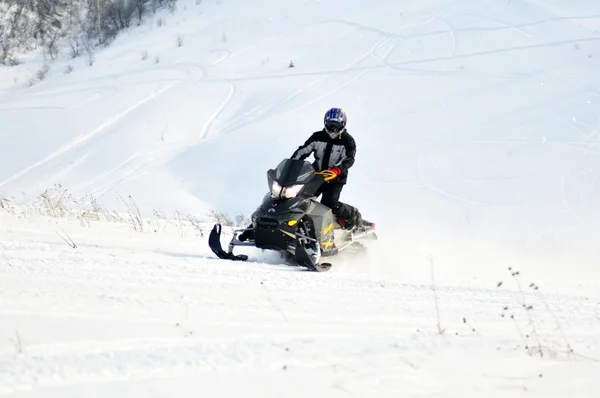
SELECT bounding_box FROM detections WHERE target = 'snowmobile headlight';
[271,181,282,198]
[282,184,303,199]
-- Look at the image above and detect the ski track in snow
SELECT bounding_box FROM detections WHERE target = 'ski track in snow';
[201,24,404,138]
[384,35,600,70]
[0,79,182,190]
[234,10,457,122]
[57,53,236,194]
[0,51,233,195]
[468,13,535,39]
[88,80,236,197]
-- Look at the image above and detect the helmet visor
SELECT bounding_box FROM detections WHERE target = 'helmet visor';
[325,122,344,137]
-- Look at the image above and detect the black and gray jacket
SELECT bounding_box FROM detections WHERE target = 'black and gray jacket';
[291,129,356,184]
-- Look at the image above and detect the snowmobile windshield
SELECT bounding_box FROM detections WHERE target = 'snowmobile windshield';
[273,158,315,186]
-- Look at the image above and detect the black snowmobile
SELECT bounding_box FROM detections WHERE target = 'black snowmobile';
[208,158,377,272]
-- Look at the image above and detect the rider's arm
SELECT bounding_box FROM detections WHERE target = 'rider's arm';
[291,133,318,160]
[337,134,356,172]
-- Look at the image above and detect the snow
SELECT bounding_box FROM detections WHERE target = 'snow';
[1,0,600,396]
[2,211,599,397]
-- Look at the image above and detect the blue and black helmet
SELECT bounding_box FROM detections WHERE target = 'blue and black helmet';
[324,107,347,138]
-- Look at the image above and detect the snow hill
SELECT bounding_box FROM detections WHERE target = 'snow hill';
[1,0,600,396]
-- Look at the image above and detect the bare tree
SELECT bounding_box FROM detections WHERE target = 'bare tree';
[0,0,177,65]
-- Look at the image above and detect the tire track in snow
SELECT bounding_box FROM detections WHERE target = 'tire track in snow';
[440,14,457,57]
[386,36,600,69]
[209,49,231,66]
[208,11,438,125]
[200,35,395,136]
[1,58,210,193]
[86,81,236,197]
[84,54,235,194]
[359,11,464,77]
[213,32,398,126]
[0,80,182,190]
[466,13,534,39]
[198,28,401,135]
[280,12,445,116]
[409,2,599,208]
[281,39,394,115]
[207,98,282,136]
[26,54,233,197]
[197,82,236,140]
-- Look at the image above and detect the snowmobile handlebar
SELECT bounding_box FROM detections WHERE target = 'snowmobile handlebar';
[314,170,337,182]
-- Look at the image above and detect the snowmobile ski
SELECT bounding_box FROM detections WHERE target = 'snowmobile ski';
[208,224,249,261]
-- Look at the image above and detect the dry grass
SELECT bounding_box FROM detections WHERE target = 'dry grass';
[0,196,13,212]
[498,267,576,360]
[0,184,246,237]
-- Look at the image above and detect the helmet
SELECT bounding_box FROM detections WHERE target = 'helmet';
[324,107,347,138]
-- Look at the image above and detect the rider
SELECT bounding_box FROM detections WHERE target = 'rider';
[290,107,369,230]
[239,107,371,242]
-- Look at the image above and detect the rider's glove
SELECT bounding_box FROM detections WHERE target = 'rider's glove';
[330,166,341,176]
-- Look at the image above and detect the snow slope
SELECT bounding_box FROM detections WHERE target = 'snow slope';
[1,0,600,396]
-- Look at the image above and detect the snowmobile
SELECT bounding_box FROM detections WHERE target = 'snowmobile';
[208,158,377,272]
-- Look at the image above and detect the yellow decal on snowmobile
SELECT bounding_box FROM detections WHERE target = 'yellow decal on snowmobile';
[321,239,334,249]
[323,223,333,234]
[288,219,297,226]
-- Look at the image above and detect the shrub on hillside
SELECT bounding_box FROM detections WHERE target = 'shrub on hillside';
[0,0,179,65]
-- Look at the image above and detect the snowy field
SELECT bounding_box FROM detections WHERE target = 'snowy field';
[2,209,599,397]
[2,0,600,396]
